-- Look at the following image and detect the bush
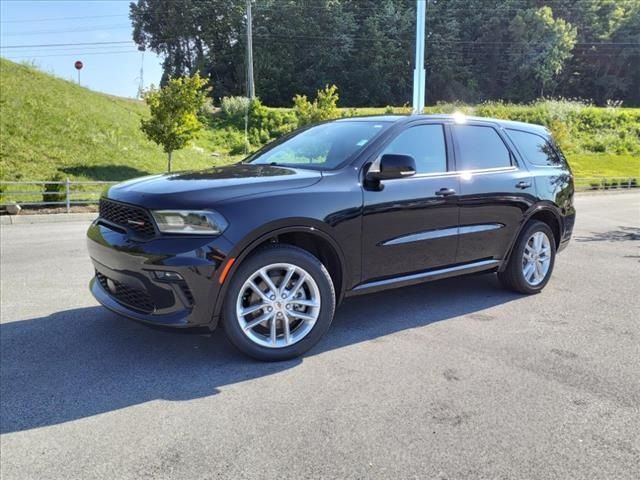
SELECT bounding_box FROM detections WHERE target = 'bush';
[228,135,250,155]
[221,96,250,126]
[293,84,340,127]
[198,98,216,122]
[248,98,296,141]
[341,108,359,118]
[315,84,340,120]
[43,173,66,205]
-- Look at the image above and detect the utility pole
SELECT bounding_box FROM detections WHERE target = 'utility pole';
[246,0,255,99]
[137,50,145,99]
[412,0,426,113]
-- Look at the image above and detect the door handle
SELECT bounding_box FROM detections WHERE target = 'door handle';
[435,187,456,197]
[516,181,532,189]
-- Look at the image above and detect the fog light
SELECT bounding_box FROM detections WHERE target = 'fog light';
[154,271,184,281]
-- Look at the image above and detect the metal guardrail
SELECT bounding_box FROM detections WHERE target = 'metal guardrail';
[0,176,637,214]
[0,179,118,213]
[574,177,638,191]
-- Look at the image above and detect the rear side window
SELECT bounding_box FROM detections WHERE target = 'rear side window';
[507,129,561,166]
[382,124,447,174]
[452,125,511,170]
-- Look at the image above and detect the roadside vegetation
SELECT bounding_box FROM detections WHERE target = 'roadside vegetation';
[1,59,638,191]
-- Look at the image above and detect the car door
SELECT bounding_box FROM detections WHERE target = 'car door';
[361,122,460,282]
[451,122,534,264]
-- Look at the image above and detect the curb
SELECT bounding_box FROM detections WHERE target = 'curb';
[0,212,97,225]
[576,189,640,197]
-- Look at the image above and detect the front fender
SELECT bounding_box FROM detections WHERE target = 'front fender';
[210,221,348,327]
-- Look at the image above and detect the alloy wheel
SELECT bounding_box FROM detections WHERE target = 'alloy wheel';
[522,231,552,286]
[236,263,321,348]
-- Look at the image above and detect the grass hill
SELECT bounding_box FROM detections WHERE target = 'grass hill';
[1,58,638,192]
[0,58,231,183]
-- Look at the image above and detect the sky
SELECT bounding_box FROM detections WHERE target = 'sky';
[0,0,163,98]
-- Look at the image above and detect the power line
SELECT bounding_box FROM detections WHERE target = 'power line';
[0,14,128,24]
[5,50,141,60]
[2,36,636,53]
[2,24,132,36]
[1,41,134,49]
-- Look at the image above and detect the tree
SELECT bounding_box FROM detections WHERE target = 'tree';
[509,7,577,98]
[140,72,209,172]
[130,0,639,106]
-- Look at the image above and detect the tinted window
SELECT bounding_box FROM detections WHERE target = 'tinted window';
[453,125,511,170]
[382,124,447,174]
[248,121,390,170]
[507,129,561,166]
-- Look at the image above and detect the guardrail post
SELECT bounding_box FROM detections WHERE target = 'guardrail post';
[65,177,71,213]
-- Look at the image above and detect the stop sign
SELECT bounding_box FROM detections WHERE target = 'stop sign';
[74,61,83,70]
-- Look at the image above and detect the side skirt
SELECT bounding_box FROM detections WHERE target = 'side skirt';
[346,259,501,297]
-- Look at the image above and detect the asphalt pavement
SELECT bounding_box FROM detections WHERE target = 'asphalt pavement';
[1,192,639,479]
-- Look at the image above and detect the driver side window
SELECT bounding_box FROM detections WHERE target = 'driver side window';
[382,124,447,174]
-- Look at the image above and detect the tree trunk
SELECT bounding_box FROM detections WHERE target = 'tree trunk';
[167,151,172,172]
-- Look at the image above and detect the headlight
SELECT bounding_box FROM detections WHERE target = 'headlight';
[151,210,228,235]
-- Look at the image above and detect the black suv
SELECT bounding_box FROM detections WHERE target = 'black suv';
[87,114,575,360]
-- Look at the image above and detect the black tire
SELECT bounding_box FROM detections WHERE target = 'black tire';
[222,244,336,361]
[498,220,556,294]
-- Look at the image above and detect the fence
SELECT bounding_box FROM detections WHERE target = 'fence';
[574,177,638,191]
[0,176,637,214]
[0,179,118,213]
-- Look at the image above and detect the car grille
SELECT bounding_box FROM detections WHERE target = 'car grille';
[96,271,155,313]
[99,198,156,237]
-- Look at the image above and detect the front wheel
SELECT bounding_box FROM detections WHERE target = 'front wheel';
[221,245,336,361]
[498,220,556,294]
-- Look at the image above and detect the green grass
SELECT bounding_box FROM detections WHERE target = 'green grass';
[568,153,640,179]
[0,59,239,183]
[1,59,638,190]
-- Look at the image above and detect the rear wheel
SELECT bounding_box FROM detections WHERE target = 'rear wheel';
[222,245,336,361]
[498,220,556,294]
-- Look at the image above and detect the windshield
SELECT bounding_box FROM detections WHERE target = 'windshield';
[246,121,391,170]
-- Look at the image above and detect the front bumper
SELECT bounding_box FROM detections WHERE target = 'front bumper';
[87,221,234,328]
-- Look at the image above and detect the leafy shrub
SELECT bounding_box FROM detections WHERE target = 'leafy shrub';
[249,98,296,142]
[228,135,250,155]
[292,94,315,126]
[221,96,250,126]
[43,173,66,204]
[315,84,340,120]
[341,108,359,118]
[198,98,216,122]
[548,119,572,152]
[293,84,340,127]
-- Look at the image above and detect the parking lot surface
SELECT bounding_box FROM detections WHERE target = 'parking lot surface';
[1,192,639,479]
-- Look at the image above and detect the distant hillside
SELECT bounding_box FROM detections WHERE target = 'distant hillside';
[0,59,225,182]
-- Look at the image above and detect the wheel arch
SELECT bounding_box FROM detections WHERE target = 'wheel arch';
[500,203,563,272]
[211,222,348,326]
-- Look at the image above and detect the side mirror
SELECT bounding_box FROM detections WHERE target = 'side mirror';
[367,154,416,181]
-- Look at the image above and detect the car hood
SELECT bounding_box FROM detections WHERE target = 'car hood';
[106,163,322,209]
